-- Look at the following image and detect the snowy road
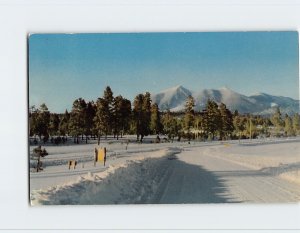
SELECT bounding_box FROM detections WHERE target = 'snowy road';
[152,145,300,203]
[30,139,300,205]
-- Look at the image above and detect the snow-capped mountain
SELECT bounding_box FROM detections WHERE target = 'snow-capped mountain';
[151,85,192,111]
[151,85,299,115]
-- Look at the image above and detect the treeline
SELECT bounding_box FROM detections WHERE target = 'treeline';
[29,86,300,144]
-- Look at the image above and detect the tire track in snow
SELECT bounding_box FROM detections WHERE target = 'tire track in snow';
[180,146,300,203]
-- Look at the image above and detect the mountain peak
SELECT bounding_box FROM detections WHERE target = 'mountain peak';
[171,85,185,91]
[251,92,268,96]
[219,86,234,92]
[161,85,187,93]
[174,84,183,89]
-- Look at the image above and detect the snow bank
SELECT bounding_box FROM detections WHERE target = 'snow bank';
[204,141,300,185]
[31,147,181,205]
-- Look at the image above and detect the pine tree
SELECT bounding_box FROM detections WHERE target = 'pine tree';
[69,98,87,144]
[233,114,245,141]
[245,115,257,139]
[119,98,132,138]
[29,105,37,138]
[133,93,151,142]
[162,110,172,139]
[103,86,114,134]
[49,114,60,136]
[142,92,151,138]
[59,110,70,136]
[292,114,300,135]
[104,86,114,104]
[112,95,124,140]
[150,103,162,135]
[162,110,179,141]
[92,86,115,142]
[193,114,203,140]
[219,103,234,140]
[271,107,284,136]
[133,94,144,141]
[94,98,110,144]
[32,103,50,142]
[84,101,96,143]
[184,95,195,141]
[203,100,221,140]
[284,114,295,136]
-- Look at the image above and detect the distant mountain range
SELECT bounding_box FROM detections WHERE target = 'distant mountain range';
[151,85,299,115]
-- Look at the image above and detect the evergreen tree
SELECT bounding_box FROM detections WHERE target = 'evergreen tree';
[119,98,132,137]
[284,114,295,136]
[103,86,114,134]
[271,107,284,136]
[84,101,96,143]
[203,100,221,140]
[193,114,203,140]
[150,103,162,135]
[184,95,195,141]
[142,92,152,137]
[219,103,234,140]
[93,86,115,142]
[31,103,50,142]
[104,86,114,104]
[162,110,173,139]
[69,98,87,144]
[262,117,272,137]
[29,105,37,137]
[49,114,60,136]
[133,93,151,142]
[245,116,257,139]
[233,114,245,141]
[112,95,124,140]
[59,110,70,136]
[94,98,110,144]
[162,110,180,142]
[292,114,300,135]
[133,94,143,141]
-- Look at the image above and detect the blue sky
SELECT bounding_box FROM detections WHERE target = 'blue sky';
[29,32,299,113]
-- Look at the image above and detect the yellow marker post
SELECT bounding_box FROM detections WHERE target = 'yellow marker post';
[95,147,106,166]
[68,160,77,170]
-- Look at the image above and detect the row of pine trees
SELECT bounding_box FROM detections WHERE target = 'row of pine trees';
[29,86,300,144]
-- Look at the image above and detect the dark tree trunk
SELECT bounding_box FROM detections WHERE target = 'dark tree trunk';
[36,155,41,173]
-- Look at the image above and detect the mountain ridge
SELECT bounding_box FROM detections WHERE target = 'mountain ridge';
[151,85,299,115]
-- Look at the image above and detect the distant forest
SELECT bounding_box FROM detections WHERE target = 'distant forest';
[29,86,300,145]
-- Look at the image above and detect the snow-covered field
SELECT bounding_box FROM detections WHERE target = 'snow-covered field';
[30,137,300,205]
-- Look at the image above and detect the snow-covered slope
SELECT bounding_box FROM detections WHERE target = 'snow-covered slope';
[151,85,192,111]
[151,85,299,115]
[249,93,299,115]
[193,87,258,113]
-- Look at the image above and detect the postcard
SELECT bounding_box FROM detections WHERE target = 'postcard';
[29,32,300,205]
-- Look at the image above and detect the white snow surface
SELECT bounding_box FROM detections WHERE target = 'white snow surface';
[30,137,300,205]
